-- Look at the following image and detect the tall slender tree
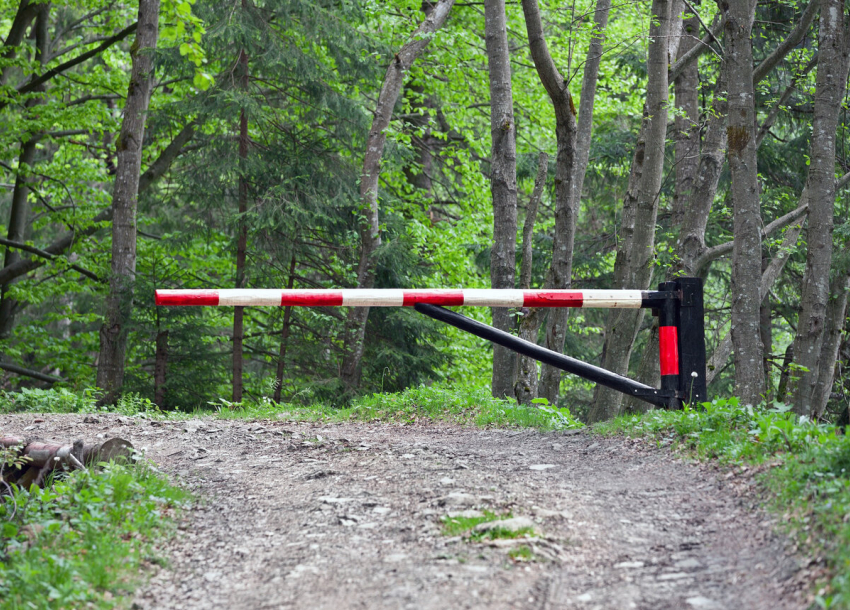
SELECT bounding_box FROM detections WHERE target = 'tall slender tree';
[720,0,762,406]
[791,0,849,416]
[484,0,519,398]
[339,0,455,390]
[96,0,161,403]
[232,16,250,404]
[0,1,49,338]
[588,0,670,423]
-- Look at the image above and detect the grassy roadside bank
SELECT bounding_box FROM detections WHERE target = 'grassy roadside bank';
[597,398,850,609]
[0,384,585,431]
[0,456,188,609]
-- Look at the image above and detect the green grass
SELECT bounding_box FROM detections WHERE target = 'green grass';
[0,461,189,609]
[598,398,850,609]
[212,384,583,431]
[507,545,534,561]
[440,511,536,541]
[0,384,584,432]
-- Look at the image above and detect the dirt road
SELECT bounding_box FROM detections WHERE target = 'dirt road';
[0,414,809,609]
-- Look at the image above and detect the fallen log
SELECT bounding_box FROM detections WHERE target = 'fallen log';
[0,436,134,492]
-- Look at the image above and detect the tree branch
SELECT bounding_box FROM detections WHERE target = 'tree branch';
[669,14,724,82]
[2,22,137,111]
[757,53,818,148]
[753,0,820,85]
[695,201,809,274]
[0,237,100,281]
[0,120,197,286]
[0,361,65,384]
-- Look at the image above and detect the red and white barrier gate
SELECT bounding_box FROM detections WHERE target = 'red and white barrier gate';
[155,279,707,408]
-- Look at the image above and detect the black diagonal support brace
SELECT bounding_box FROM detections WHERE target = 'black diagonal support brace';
[414,303,675,408]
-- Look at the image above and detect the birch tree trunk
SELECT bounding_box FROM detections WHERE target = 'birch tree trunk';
[720,0,763,406]
[0,1,49,338]
[484,0,519,398]
[339,0,455,390]
[96,0,159,403]
[791,0,849,417]
[588,0,670,423]
[536,0,612,404]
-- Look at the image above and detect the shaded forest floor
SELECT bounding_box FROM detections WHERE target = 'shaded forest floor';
[0,414,814,609]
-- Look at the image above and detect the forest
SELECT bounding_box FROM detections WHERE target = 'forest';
[1,0,848,424]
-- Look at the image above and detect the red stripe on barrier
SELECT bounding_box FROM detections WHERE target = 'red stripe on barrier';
[402,290,464,306]
[522,291,584,307]
[659,326,679,376]
[156,290,220,306]
[281,291,343,306]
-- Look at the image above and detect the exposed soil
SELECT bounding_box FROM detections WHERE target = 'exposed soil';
[0,414,815,609]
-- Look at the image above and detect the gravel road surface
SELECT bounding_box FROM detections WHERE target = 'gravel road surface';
[0,414,811,609]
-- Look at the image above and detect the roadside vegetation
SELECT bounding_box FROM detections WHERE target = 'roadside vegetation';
[0,458,188,610]
[0,384,584,432]
[598,398,850,609]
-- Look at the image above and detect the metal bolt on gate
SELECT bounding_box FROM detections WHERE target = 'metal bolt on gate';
[156,277,707,409]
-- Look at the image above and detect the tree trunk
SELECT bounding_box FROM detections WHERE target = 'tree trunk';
[340,0,455,390]
[791,0,849,417]
[670,7,700,230]
[588,0,670,423]
[812,269,850,419]
[485,0,519,399]
[0,2,48,338]
[153,330,168,407]
[760,255,773,397]
[274,253,297,404]
[535,0,612,404]
[515,152,548,404]
[722,0,763,406]
[95,0,159,404]
[232,45,249,405]
[625,1,698,413]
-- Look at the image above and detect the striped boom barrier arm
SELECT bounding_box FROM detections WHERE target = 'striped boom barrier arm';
[154,288,676,309]
[155,279,707,409]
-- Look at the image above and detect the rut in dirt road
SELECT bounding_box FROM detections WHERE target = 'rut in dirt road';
[0,415,808,609]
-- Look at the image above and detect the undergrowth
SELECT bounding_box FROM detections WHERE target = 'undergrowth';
[598,398,850,609]
[0,384,583,432]
[0,461,188,609]
[211,384,584,431]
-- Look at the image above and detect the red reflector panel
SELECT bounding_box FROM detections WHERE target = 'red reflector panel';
[402,290,464,306]
[156,290,219,306]
[659,326,679,376]
[522,291,584,307]
[281,291,343,306]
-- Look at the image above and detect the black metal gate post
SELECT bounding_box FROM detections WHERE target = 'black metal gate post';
[675,277,707,405]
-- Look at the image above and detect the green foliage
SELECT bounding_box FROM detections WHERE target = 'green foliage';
[0,462,188,609]
[599,398,850,608]
[0,388,162,417]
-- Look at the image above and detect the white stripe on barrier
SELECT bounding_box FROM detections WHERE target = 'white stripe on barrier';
[342,289,405,307]
[464,289,525,307]
[580,290,643,308]
[218,289,286,306]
